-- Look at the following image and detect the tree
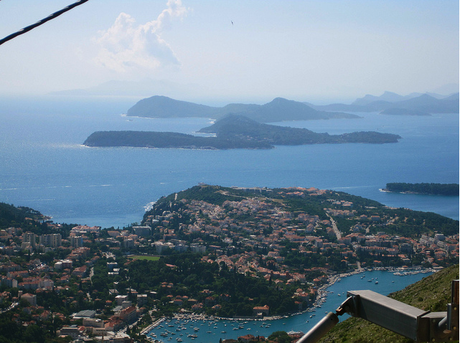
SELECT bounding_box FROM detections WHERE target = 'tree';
[268,331,291,343]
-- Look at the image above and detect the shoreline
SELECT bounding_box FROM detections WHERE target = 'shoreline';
[143,266,437,339]
[282,265,436,319]
[379,188,459,197]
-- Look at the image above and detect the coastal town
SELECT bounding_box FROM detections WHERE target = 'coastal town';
[0,184,458,343]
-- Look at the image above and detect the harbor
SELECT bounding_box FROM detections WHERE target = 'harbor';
[146,268,434,343]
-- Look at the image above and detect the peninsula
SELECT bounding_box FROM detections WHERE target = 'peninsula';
[0,184,457,343]
[83,114,401,149]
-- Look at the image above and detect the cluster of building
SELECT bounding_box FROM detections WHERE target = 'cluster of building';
[0,186,457,342]
[142,188,458,278]
[0,223,141,341]
[0,225,101,255]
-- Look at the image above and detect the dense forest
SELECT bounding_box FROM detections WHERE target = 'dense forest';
[0,314,70,343]
[385,183,459,196]
[127,254,300,317]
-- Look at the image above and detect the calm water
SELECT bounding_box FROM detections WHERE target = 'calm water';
[0,96,458,227]
[146,270,432,343]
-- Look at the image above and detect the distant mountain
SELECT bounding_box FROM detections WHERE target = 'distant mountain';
[309,92,459,115]
[250,97,341,122]
[126,96,360,123]
[49,78,204,98]
[351,91,420,106]
[126,96,216,118]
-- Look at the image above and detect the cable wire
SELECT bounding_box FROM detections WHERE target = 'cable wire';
[0,0,89,46]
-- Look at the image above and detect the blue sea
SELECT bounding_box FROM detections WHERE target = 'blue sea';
[0,95,458,228]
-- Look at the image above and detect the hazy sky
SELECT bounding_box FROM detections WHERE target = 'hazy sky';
[0,0,458,103]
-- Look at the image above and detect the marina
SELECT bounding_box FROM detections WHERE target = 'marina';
[146,269,433,343]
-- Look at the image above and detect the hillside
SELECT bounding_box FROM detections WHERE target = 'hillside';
[319,265,459,343]
[0,202,49,232]
[142,184,458,265]
[126,95,359,123]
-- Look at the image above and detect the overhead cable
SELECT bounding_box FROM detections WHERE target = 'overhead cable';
[0,0,89,46]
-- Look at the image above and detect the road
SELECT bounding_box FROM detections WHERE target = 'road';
[326,213,342,240]
[0,302,18,314]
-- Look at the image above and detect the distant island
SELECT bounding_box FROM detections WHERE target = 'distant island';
[126,95,360,123]
[307,91,459,115]
[126,92,459,120]
[382,182,459,196]
[84,114,401,149]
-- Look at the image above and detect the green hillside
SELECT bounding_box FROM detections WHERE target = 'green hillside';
[319,265,459,343]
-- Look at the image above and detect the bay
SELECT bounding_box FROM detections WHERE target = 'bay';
[146,270,432,343]
[0,96,458,228]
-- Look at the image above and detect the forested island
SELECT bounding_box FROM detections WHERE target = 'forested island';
[383,183,459,196]
[83,114,401,149]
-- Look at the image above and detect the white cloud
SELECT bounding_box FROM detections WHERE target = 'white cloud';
[94,0,188,73]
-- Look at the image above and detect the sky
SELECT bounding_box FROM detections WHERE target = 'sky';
[0,0,458,104]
